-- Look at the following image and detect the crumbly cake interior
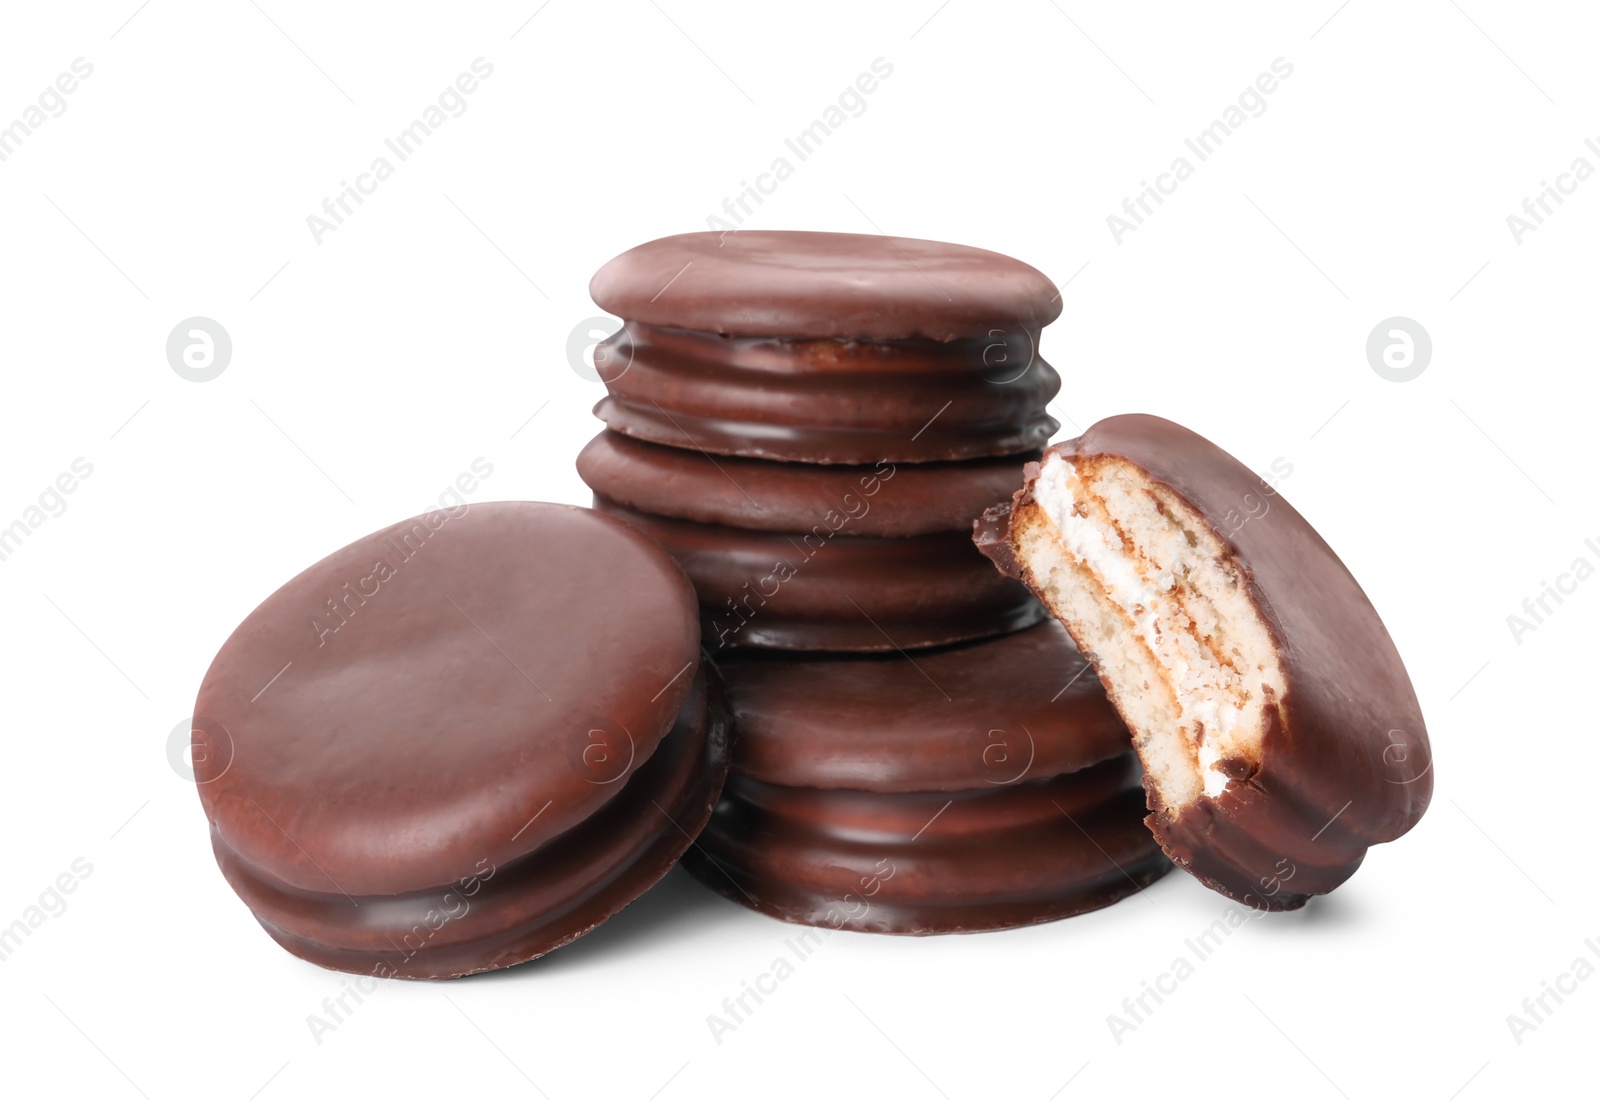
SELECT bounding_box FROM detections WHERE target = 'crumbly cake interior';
[1016,452,1286,813]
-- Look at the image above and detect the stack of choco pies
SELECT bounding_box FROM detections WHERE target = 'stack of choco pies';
[579,231,1173,932]
[186,229,1430,977]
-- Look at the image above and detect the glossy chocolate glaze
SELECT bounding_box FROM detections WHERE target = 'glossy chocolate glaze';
[190,502,730,975]
[593,497,1044,652]
[593,323,1060,464]
[577,430,1034,537]
[683,755,1170,934]
[194,503,701,897]
[980,415,1432,910]
[589,230,1062,341]
[218,671,730,979]
[718,621,1129,792]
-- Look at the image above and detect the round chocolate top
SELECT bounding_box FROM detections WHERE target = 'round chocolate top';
[717,620,1130,791]
[589,231,1062,341]
[193,502,700,896]
[577,430,1033,537]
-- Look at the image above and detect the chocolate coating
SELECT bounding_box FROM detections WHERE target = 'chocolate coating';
[192,502,721,975]
[593,497,1044,652]
[593,323,1060,464]
[981,415,1432,909]
[577,430,1033,537]
[589,230,1062,341]
[683,755,1170,934]
[719,621,1129,792]
[218,671,730,979]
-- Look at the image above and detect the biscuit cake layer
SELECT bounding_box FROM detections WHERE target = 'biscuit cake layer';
[1011,451,1287,815]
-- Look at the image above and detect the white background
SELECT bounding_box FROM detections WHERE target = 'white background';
[1,2,1593,1098]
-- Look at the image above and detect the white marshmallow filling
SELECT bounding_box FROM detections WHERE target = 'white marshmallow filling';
[1016,452,1286,813]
